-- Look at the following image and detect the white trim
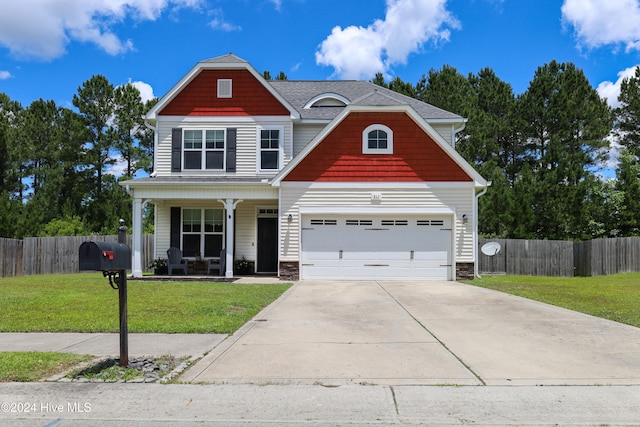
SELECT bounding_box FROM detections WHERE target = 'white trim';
[303,93,350,109]
[180,207,225,259]
[182,128,226,171]
[299,206,455,215]
[256,206,279,217]
[155,115,291,123]
[256,124,285,173]
[279,181,476,189]
[362,124,393,154]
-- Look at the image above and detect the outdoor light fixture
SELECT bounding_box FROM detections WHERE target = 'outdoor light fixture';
[287,214,293,223]
[462,214,468,224]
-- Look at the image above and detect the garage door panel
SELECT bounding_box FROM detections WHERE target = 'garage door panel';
[301,215,452,281]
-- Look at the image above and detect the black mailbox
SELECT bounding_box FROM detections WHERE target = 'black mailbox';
[79,241,131,272]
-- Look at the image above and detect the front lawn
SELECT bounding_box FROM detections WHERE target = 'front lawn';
[465,273,640,328]
[0,274,290,334]
[0,352,91,382]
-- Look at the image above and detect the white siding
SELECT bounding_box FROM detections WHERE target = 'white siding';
[155,204,171,259]
[235,201,259,262]
[293,123,325,156]
[431,123,454,146]
[133,185,277,201]
[279,184,475,263]
[154,117,292,177]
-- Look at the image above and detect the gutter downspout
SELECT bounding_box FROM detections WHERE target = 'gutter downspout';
[474,182,491,279]
[452,120,467,149]
[144,118,158,177]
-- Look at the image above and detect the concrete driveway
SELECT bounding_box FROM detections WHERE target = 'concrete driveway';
[183,280,640,386]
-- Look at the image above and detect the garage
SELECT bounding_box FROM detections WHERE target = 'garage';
[301,215,452,280]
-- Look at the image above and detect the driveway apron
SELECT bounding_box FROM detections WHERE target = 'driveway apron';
[185,280,640,386]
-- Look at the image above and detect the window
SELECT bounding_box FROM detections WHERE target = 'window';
[259,127,282,171]
[183,130,225,170]
[182,208,224,258]
[362,124,393,154]
[217,79,232,98]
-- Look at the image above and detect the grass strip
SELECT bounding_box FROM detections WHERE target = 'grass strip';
[465,272,640,328]
[0,352,91,382]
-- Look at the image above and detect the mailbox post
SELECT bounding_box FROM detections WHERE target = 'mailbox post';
[78,219,131,367]
[117,219,128,367]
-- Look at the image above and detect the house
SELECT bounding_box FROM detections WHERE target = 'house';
[124,54,488,281]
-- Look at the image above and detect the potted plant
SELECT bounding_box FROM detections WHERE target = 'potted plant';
[194,251,201,261]
[234,256,254,275]
[148,258,168,275]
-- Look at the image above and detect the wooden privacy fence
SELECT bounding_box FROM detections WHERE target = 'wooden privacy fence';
[0,235,154,277]
[0,238,23,278]
[3,235,640,278]
[574,237,640,276]
[479,237,640,277]
[478,238,574,277]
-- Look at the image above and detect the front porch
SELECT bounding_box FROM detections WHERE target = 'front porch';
[126,180,281,279]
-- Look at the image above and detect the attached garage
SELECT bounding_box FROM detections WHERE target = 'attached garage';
[300,214,453,281]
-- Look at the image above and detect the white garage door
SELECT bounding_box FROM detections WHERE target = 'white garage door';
[301,215,452,280]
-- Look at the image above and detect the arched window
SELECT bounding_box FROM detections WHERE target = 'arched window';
[362,124,393,154]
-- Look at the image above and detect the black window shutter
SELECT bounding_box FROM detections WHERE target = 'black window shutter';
[226,128,237,172]
[171,128,182,172]
[170,207,181,249]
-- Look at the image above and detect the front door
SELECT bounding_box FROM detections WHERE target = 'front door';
[257,217,278,273]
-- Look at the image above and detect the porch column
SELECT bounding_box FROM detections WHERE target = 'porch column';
[131,197,144,277]
[218,198,243,278]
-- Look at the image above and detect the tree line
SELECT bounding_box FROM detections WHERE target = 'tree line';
[0,76,157,238]
[374,61,640,240]
[1,62,639,240]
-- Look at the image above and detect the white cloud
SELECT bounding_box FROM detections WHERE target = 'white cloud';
[269,0,282,12]
[0,0,203,60]
[130,80,155,103]
[106,154,128,177]
[562,0,640,52]
[316,0,459,79]
[597,65,640,108]
[208,8,241,32]
[0,70,12,80]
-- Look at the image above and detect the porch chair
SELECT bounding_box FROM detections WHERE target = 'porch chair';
[207,248,226,276]
[167,247,188,275]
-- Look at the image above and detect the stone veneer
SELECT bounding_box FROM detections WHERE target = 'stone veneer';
[279,261,300,281]
[456,262,475,280]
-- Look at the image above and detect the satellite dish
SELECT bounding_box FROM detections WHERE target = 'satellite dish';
[481,241,501,256]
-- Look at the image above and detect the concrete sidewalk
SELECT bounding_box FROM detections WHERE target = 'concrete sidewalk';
[0,332,226,358]
[2,382,640,426]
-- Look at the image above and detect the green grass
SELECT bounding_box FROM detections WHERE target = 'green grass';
[0,352,91,382]
[465,273,640,328]
[0,274,291,334]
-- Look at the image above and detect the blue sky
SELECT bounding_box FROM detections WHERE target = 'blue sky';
[1,0,639,115]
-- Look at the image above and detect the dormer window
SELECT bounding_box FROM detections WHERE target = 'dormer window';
[303,93,350,109]
[363,124,393,154]
[217,79,232,98]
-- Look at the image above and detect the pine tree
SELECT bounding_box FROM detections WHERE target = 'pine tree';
[615,149,640,236]
[113,83,148,177]
[517,61,612,239]
[617,66,640,157]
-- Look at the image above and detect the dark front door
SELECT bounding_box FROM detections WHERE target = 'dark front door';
[257,217,278,273]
